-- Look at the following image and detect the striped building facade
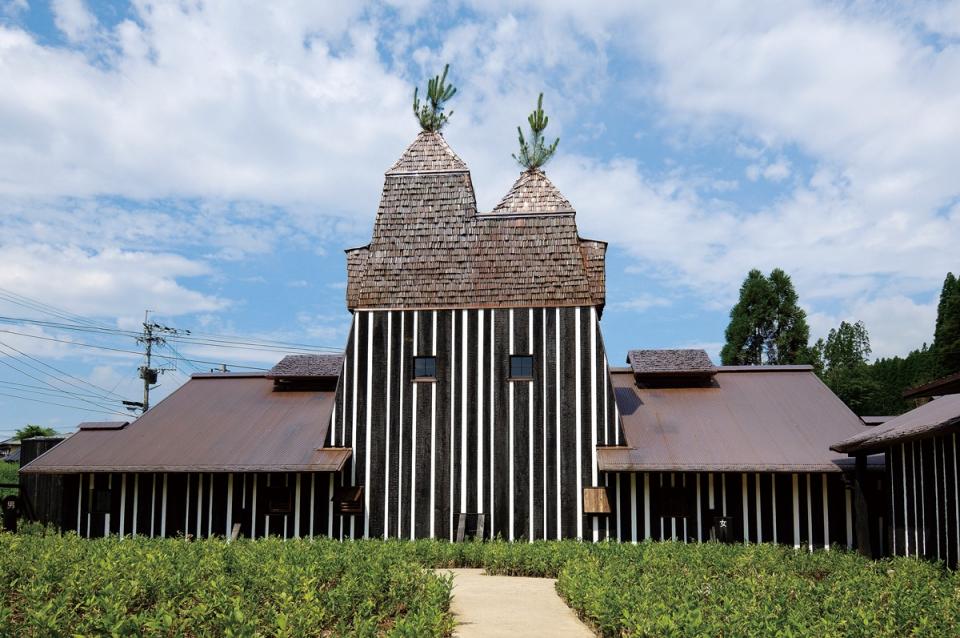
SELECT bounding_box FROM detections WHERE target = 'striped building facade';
[329,306,619,541]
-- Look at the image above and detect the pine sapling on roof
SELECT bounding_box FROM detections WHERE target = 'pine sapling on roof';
[413,64,457,132]
[513,93,560,170]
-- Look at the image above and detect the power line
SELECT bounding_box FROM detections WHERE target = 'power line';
[0,379,114,401]
[0,336,128,400]
[0,348,128,414]
[0,390,129,417]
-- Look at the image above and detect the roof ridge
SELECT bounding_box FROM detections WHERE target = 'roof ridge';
[491,168,575,214]
[386,131,469,175]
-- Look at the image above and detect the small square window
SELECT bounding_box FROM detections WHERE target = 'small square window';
[267,486,292,514]
[91,488,112,514]
[413,356,437,380]
[510,355,534,379]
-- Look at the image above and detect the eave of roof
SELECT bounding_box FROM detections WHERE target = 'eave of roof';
[902,370,960,399]
[20,375,345,475]
[831,394,960,454]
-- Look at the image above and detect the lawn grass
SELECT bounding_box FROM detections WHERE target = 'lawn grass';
[1,531,958,637]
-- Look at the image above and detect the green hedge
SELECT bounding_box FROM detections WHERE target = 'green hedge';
[0,463,17,499]
[2,532,958,637]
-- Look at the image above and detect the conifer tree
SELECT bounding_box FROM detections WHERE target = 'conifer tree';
[413,64,456,132]
[720,268,811,365]
[933,272,960,375]
[513,93,560,170]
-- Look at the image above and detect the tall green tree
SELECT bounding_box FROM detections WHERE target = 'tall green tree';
[14,424,57,440]
[720,268,811,365]
[933,272,960,376]
[813,321,884,415]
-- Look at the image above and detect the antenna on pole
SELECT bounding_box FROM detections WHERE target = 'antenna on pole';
[129,310,190,414]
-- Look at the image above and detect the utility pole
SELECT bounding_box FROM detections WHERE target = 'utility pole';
[127,310,190,414]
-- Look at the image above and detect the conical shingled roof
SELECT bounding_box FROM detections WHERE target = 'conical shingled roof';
[385,131,468,174]
[491,168,575,214]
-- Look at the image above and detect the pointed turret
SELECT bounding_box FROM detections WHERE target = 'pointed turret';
[491,168,575,215]
[386,131,468,175]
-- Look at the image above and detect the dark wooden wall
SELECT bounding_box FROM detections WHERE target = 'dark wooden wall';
[887,433,960,568]
[608,470,872,550]
[66,472,338,539]
[330,306,620,541]
[18,437,65,526]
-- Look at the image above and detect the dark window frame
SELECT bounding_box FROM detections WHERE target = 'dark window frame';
[267,485,293,514]
[509,354,535,380]
[91,487,112,514]
[412,355,437,381]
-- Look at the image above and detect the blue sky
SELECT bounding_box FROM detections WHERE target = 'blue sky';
[1,0,959,436]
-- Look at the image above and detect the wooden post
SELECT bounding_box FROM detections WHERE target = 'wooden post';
[853,454,873,557]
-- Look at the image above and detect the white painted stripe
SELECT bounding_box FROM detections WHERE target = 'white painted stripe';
[410,311,419,540]
[696,473,702,542]
[509,308,515,541]
[327,474,334,538]
[161,473,168,538]
[430,310,438,538]
[742,473,749,544]
[226,474,234,541]
[309,473,315,539]
[590,307,598,543]
[265,475,271,539]
[845,487,853,550]
[671,474,677,541]
[195,473,202,539]
[771,474,778,545]
[902,442,909,556]
[150,473,157,538]
[754,473,762,543]
[461,309,468,517]
[889,448,896,556]
[104,475,112,536]
[575,307,583,539]
[682,475,687,542]
[708,473,715,509]
[351,312,359,540]
[76,474,83,535]
[792,473,800,549]
[529,307,534,543]
[207,473,213,539]
[478,309,485,516]
[282,475,288,540]
[918,440,925,556]
[251,474,257,539]
[822,473,829,550]
[943,436,950,565]
[934,439,941,561]
[398,312,405,538]
[87,473,92,538]
[542,308,548,539]
[721,474,727,516]
[806,474,813,552]
[615,473,621,541]
[384,312,392,538]
[643,472,651,540]
[630,473,637,543]
[490,309,496,538]
[364,312,373,539]
[555,308,561,538]
[448,311,455,541]
[119,474,127,537]
[294,473,302,539]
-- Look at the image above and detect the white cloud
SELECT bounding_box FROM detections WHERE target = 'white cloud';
[0,244,226,323]
[51,0,97,43]
[610,294,672,313]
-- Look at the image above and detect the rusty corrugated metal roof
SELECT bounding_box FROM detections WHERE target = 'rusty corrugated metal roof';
[603,367,879,472]
[902,370,960,399]
[20,375,349,474]
[832,394,960,454]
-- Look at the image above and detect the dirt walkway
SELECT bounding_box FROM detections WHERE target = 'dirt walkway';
[439,568,594,637]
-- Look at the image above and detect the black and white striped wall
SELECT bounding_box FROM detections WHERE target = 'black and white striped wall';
[330,306,620,541]
[63,472,340,540]
[607,470,871,550]
[887,433,960,568]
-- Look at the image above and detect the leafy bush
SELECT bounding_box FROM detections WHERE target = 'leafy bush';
[0,463,17,499]
[2,534,958,637]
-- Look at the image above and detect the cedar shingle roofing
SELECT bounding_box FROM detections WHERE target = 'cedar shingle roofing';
[627,349,716,376]
[267,354,344,379]
[492,169,575,214]
[346,133,606,311]
[386,131,468,174]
